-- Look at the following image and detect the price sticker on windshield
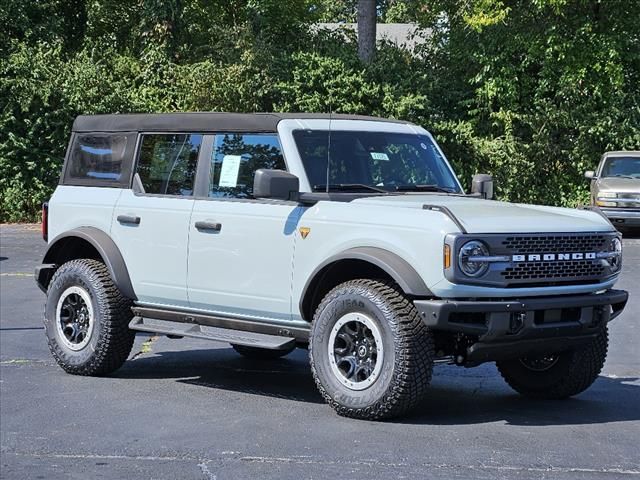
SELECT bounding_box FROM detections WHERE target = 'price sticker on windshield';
[370,152,390,161]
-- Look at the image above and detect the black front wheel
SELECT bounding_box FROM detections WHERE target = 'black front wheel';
[309,279,435,420]
[497,327,608,399]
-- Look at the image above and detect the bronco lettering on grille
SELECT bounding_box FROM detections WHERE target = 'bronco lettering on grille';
[513,252,597,262]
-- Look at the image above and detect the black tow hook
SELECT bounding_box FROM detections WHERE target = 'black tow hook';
[509,312,527,334]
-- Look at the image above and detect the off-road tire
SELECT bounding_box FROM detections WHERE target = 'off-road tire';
[496,326,608,399]
[231,344,296,359]
[309,279,435,420]
[44,259,135,376]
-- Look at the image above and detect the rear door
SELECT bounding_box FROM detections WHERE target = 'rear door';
[50,131,137,240]
[111,133,202,309]
[187,133,301,321]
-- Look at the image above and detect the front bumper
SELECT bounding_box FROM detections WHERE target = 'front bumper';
[414,289,628,365]
[599,208,640,227]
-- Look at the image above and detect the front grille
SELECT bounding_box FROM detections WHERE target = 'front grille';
[499,234,613,286]
[447,232,619,288]
[502,260,605,281]
[501,235,608,253]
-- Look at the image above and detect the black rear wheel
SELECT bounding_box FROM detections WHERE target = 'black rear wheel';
[497,326,608,399]
[44,259,135,376]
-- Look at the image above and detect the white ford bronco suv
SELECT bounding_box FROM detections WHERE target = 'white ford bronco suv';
[37,113,628,420]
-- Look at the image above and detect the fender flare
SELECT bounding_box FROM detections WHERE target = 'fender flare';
[300,247,432,318]
[41,227,137,300]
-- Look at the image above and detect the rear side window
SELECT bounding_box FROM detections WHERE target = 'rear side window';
[209,134,285,198]
[64,133,134,186]
[136,134,202,196]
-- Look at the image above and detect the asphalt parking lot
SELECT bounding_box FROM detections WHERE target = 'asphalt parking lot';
[1,224,639,480]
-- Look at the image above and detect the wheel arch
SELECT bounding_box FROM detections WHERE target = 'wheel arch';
[38,227,137,300]
[299,247,432,321]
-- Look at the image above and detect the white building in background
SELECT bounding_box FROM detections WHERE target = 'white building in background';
[314,23,430,53]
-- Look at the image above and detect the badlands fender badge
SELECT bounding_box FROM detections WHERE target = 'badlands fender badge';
[299,227,311,239]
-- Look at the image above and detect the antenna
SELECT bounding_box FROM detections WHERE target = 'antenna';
[326,100,332,193]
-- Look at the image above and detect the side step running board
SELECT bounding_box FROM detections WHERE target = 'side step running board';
[129,317,297,350]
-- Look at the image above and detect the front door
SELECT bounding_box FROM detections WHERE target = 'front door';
[187,133,300,321]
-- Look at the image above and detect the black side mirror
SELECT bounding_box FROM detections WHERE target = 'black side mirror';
[253,169,299,201]
[471,174,494,200]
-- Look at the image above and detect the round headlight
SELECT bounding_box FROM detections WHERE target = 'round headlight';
[609,237,622,272]
[458,240,490,277]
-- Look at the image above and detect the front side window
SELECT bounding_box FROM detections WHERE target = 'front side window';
[67,134,130,184]
[209,134,285,198]
[293,130,461,193]
[600,157,640,179]
[136,134,202,196]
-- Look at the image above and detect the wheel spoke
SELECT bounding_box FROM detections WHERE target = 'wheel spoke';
[354,364,372,382]
[342,322,359,337]
[337,355,357,380]
[59,306,73,323]
[334,332,354,356]
[364,329,374,342]
[63,323,78,342]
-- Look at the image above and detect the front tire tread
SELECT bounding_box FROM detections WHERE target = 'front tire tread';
[310,279,434,420]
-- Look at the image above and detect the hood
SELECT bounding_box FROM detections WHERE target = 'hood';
[351,194,612,233]
[596,176,640,194]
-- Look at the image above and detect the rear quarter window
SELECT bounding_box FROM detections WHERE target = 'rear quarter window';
[63,133,136,187]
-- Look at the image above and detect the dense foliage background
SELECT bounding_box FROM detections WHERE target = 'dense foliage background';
[1,0,638,221]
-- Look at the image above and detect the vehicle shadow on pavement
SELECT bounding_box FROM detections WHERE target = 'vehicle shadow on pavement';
[116,347,639,426]
[404,374,640,427]
[116,347,325,404]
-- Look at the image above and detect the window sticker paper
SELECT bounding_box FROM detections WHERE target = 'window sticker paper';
[370,152,390,161]
[218,155,242,187]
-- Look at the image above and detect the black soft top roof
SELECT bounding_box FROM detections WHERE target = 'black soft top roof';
[72,112,412,133]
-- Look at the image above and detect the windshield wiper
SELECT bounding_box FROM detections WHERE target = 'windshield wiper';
[393,184,454,193]
[610,175,636,179]
[312,183,389,193]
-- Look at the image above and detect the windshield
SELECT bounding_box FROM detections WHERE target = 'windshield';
[600,157,640,178]
[293,130,462,193]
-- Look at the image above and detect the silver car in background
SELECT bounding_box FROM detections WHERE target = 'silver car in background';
[585,151,640,230]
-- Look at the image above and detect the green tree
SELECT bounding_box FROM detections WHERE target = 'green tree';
[0,0,638,221]
[416,0,640,204]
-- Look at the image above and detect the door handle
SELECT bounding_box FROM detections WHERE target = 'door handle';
[195,221,222,232]
[117,214,141,225]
